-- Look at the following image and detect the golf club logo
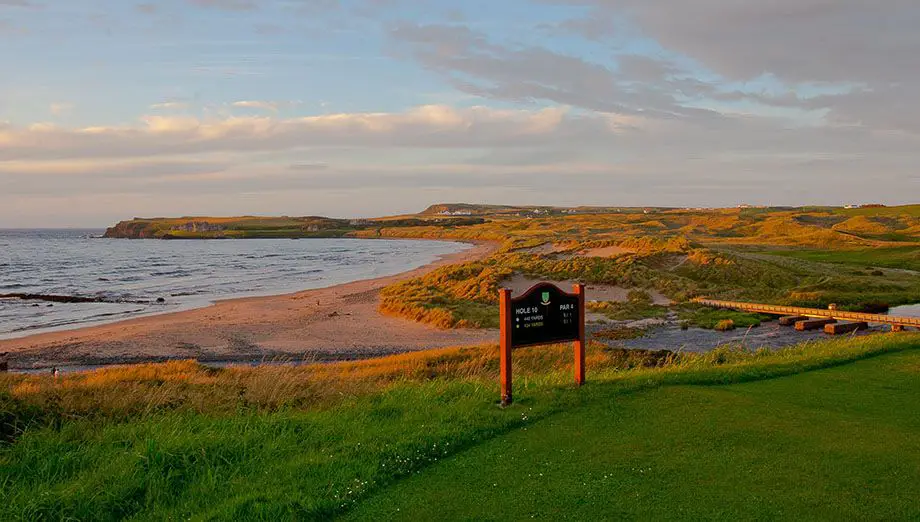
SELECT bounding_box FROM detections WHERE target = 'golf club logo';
[541,291,551,306]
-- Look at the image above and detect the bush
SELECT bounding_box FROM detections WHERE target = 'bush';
[714,319,736,331]
[627,290,653,306]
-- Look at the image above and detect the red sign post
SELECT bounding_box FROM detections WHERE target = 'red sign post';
[499,282,586,406]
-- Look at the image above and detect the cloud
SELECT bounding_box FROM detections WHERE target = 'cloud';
[0,105,620,161]
[548,0,920,84]
[389,22,716,122]
[150,101,189,110]
[0,0,34,6]
[49,103,73,116]
[188,0,257,11]
[231,100,281,113]
[288,163,329,171]
[135,3,157,14]
[542,0,920,133]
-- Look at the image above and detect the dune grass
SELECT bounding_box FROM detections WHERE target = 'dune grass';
[373,206,920,330]
[1,334,918,520]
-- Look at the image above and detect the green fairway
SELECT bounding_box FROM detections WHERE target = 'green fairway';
[766,246,920,272]
[346,350,920,521]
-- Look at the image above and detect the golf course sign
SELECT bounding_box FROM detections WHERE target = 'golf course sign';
[499,282,586,405]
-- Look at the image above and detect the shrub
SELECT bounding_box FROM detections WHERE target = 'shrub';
[714,319,736,331]
[627,290,653,306]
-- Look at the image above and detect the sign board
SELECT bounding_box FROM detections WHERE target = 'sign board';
[499,282,586,406]
[510,283,581,347]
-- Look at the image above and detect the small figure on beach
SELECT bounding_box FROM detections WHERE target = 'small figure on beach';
[52,366,60,379]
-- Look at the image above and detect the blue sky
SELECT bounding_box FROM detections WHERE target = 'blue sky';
[1,0,918,226]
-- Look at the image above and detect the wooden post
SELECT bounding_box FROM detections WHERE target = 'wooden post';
[573,283,586,386]
[499,288,513,406]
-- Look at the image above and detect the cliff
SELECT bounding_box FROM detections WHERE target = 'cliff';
[103,216,358,239]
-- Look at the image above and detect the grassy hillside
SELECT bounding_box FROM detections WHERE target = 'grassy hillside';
[2,334,918,520]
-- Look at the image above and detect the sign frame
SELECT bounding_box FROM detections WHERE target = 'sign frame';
[499,282,586,406]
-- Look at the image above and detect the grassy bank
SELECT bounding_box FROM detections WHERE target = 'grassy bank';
[2,333,918,520]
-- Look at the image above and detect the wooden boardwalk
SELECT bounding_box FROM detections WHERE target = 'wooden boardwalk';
[692,299,920,330]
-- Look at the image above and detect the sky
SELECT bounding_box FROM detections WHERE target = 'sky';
[1,0,918,226]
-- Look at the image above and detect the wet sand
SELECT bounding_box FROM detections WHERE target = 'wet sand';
[1,242,500,369]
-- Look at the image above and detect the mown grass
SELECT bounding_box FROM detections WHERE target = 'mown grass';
[767,246,920,272]
[2,334,918,520]
[347,347,920,521]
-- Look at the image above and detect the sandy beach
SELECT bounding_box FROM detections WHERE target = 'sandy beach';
[1,241,499,369]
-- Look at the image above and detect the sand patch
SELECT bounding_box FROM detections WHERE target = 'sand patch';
[504,274,671,305]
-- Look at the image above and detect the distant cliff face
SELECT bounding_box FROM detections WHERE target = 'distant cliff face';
[101,216,363,239]
[103,220,159,239]
[103,220,229,239]
[102,212,488,239]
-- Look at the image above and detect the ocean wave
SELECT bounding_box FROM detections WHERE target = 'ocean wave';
[150,270,192,277]
[10,308,147,332]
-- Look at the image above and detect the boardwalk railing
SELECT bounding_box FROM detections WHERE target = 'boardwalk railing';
[692,299,920,328]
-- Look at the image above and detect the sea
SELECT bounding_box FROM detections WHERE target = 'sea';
[0,229,469,340]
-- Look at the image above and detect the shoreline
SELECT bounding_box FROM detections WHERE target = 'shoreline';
[0,236,473,342]
[1,240,500,369]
